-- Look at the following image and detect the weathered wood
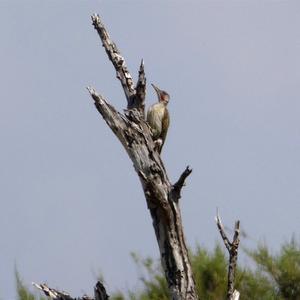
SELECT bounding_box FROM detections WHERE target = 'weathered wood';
[88,87,197,299]
[88,14,198,300]
[91,14,146,113]
[134,59,146,116]
[215,213,240,300]
[232,290,240,300]
[35,14,198,300]
[94,282,110,300]
[33,281,109,300]
[32,282,91,300]
[171,166,193,202]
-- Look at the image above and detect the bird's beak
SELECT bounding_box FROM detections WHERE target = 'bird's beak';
[151,83,162,97]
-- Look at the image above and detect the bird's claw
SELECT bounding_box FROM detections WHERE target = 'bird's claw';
[154,139,163,152]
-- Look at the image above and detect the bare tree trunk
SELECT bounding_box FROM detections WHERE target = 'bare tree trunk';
[33,13,245,300]
[88,14,198,300]
[216,213,241,300]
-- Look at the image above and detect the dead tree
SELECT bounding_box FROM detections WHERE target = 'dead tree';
[32,281,108,300]
[34,14,242,300]
[216,212,240,300]
[86,14,198,300]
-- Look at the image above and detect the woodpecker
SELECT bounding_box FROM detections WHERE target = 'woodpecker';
[146,83,170,153]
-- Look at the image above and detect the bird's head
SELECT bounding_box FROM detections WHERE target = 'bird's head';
[151,83,170,105]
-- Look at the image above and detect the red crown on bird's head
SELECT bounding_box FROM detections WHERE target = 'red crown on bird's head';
[151,83,170,104]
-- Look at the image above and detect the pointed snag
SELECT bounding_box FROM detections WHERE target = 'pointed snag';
[32,282,79,300]
[172,166,193,202]
[94,281,109,300]
[87,86,107,106]
[91,14,135,105]
[86,86,128,133]
[233,220,240,244]
[132,58,146,114]
[215,212,231,251]
[88,15,198,300]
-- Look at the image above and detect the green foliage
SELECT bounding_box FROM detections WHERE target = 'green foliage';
[125,252,169,300]
[110,239,300,300]
[192,245,227,299]
[110,294,126,300]
[15,270,45,300]
[247,239,300,299]
[238,270,278,300]
[15,239,300,300]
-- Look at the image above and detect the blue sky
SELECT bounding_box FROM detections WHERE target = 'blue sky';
[0,1,299,299]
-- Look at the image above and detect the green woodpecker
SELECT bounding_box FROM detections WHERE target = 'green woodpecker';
[146,83,170,153]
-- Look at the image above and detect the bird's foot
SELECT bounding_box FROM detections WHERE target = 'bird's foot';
[154,139,163,152]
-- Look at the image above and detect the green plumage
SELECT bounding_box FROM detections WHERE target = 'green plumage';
[147,102,170,153]
[147,83,170,153]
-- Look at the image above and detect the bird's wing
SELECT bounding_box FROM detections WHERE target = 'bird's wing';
[147,104,160,139]
[160,107,170,151]
[146,105,154,124]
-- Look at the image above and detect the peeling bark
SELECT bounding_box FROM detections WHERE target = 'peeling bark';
[91,14,135,105]
[134,59,146,116]
[88,14,198,300]
[35,14,198,300]
[88,87,197,299]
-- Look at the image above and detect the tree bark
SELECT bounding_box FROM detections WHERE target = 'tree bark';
[89,14,198,300]
[32,281,108,300]
[215,213,240,300]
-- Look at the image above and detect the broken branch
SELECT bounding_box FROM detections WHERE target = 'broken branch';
[215,212,240,300]
[91,14,135,107]
[134,59,146,115]
[33,281,109,300]
[172,166,193,201]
